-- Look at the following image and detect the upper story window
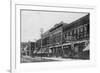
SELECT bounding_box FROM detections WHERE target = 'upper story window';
[84,24,88,32]
[70,30,72,36]
[74,29,77,34]
[80,26,84,33]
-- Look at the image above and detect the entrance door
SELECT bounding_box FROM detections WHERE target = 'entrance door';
[74,42,85,58]
[63,45,71,57]
[57,46,63,57]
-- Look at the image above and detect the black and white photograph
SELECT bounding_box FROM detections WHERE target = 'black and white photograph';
[20,10,90,63]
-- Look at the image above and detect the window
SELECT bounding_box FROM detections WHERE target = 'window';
[84,24,88,32]
[72,29,76,40]
[65,33,68,40]
[77,28,80,39]
[84,24,88,37]
[68,31,70,36]
[74,29,76,34]
[80,26,84,33]
[70,31,72,36]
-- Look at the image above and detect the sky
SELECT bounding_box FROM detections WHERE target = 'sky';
[21,10,88,42]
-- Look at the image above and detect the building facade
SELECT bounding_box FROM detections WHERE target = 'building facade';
[48,21,66,57]
[33,14,90,59]
[62,14,90,58]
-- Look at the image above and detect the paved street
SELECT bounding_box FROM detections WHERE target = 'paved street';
[21,56,59,63]
[21,56,83,63]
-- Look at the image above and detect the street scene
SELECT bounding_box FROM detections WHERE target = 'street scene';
[21,10,90,63]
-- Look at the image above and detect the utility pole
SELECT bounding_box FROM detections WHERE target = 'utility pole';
[61,30,64,57]
[40,28,44,59]
[34,39,37,49]
[34,39,37,56]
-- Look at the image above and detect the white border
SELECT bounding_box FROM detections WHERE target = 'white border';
[11,2,96,73]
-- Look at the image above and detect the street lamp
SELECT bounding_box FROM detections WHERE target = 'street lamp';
[33,39,37,57]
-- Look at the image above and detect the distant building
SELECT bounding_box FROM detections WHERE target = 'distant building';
[21,41,35,57]
[20,42,29,56]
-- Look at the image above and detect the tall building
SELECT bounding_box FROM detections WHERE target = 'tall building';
[48,21,67,57]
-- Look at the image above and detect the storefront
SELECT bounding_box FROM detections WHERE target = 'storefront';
[63,45,72,57]
[73,42,85,58]
[50,46,63,57]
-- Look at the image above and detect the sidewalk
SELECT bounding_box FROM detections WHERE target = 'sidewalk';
[21,56,60,63]
[22,56,42,60]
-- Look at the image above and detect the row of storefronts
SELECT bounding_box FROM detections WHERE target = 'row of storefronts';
[33,14,90,59]
[21,14,90,59]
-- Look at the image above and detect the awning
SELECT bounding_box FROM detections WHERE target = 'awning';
[83,44,90,51]
[37,48,47,54]
[33,50,37,53]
